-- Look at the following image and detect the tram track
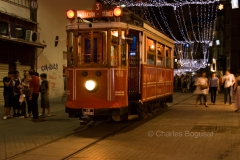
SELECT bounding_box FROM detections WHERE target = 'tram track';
[6,120,105,160]
[61,93,195,159]
[6,92,193,160]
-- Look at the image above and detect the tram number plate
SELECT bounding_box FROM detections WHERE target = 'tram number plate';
[82,108,94,115]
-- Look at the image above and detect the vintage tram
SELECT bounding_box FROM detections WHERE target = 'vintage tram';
[65,3,174,122]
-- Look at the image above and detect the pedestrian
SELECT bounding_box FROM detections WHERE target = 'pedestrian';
[39,73,51,117]
[29,69,40,121]
[180,75,184,91]
[19,89,26,118]
[233,70,240,112]
[21,70,31,117]
[194,75,204,105]
[186,75,191,91]
[13,70,21,117]
[209,72,219,105]
[177,76,181,90]
[192,75,197,90]
[2,71,14,120]
[182,75,188,93]
[221,69,235,106]
[193,71,209,107]
[174,74,178,90]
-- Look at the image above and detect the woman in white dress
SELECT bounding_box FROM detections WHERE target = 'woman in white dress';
[194,72,209,107]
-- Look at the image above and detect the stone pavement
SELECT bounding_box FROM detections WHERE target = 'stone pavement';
[67,91,240,160]
[1,91,240,160]
[0,99,81,160]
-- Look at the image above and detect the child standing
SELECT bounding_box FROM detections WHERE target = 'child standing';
[19,89,26,118]
[39,73,50,116]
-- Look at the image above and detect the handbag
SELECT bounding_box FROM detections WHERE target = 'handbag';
[201,85,208,90]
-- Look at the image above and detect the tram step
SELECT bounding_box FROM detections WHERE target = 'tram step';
[128,115,139,120]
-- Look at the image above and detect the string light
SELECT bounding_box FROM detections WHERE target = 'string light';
[103,0,220,8]
[145,7,155,27]
[149,7,165,33]
[103,0,220,72]
[157,7,180,42]
[173,8,187,42]
[188,4,198,42]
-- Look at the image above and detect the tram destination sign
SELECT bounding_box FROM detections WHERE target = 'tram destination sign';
[77,10,114,19]
[77,2,121,19]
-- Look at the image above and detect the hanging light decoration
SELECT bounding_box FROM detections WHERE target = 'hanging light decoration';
[103,0,220,72]
[103,0,220,8]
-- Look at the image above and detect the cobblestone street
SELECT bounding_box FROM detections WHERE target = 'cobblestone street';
[1,92,240,160]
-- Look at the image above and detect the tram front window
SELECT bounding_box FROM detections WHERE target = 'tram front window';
[84,38,97,63]
[81,31,107,65]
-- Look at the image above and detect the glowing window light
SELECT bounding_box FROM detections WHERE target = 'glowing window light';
[232,0,239,9]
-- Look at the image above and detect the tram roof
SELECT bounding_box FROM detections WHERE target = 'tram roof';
[66,22,174,46]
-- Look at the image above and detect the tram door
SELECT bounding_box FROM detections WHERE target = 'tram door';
[128,33,141,114]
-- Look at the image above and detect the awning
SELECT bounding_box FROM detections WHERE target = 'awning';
[0,35,46,48]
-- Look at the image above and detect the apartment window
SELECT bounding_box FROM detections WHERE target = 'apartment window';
[0,21,8,36]
[6,0,30,8]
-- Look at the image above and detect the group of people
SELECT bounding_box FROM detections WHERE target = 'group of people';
[193,69,240,111]
[174,74,192,93]
[3,69,50,121]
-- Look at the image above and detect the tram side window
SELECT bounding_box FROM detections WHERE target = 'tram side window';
[147,37,155,65]
[156,43,164,67]
[165,47,171,68]
[111,35,118,66]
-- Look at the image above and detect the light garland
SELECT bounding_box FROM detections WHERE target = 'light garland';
[103,0,220,8]
[188,4,198,41]
[145,7,155,27]
[103,0,220,72]
[149,7,165,33]
[157,7,180,42]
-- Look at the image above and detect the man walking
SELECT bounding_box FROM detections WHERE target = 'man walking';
[29,69,40,121]
[222,69,235,106]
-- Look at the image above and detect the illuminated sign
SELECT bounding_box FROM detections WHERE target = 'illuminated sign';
[77,2,120,19]
[77,10,115,19]
[232,0,239,9]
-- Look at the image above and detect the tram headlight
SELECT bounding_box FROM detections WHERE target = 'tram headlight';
[85,79,97,91]
[113,7,122,17]
[66,9,75,21]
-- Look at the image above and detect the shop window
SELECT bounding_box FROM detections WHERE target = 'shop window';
[15,26,25,39]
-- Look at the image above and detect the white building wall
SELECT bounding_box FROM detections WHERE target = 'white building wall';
[37,0,95,100]
[0,1,30,19]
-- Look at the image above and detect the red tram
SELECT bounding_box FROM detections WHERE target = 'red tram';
[65,3,174,122]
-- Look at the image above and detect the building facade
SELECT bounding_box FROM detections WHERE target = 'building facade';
[0,0,95,104]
